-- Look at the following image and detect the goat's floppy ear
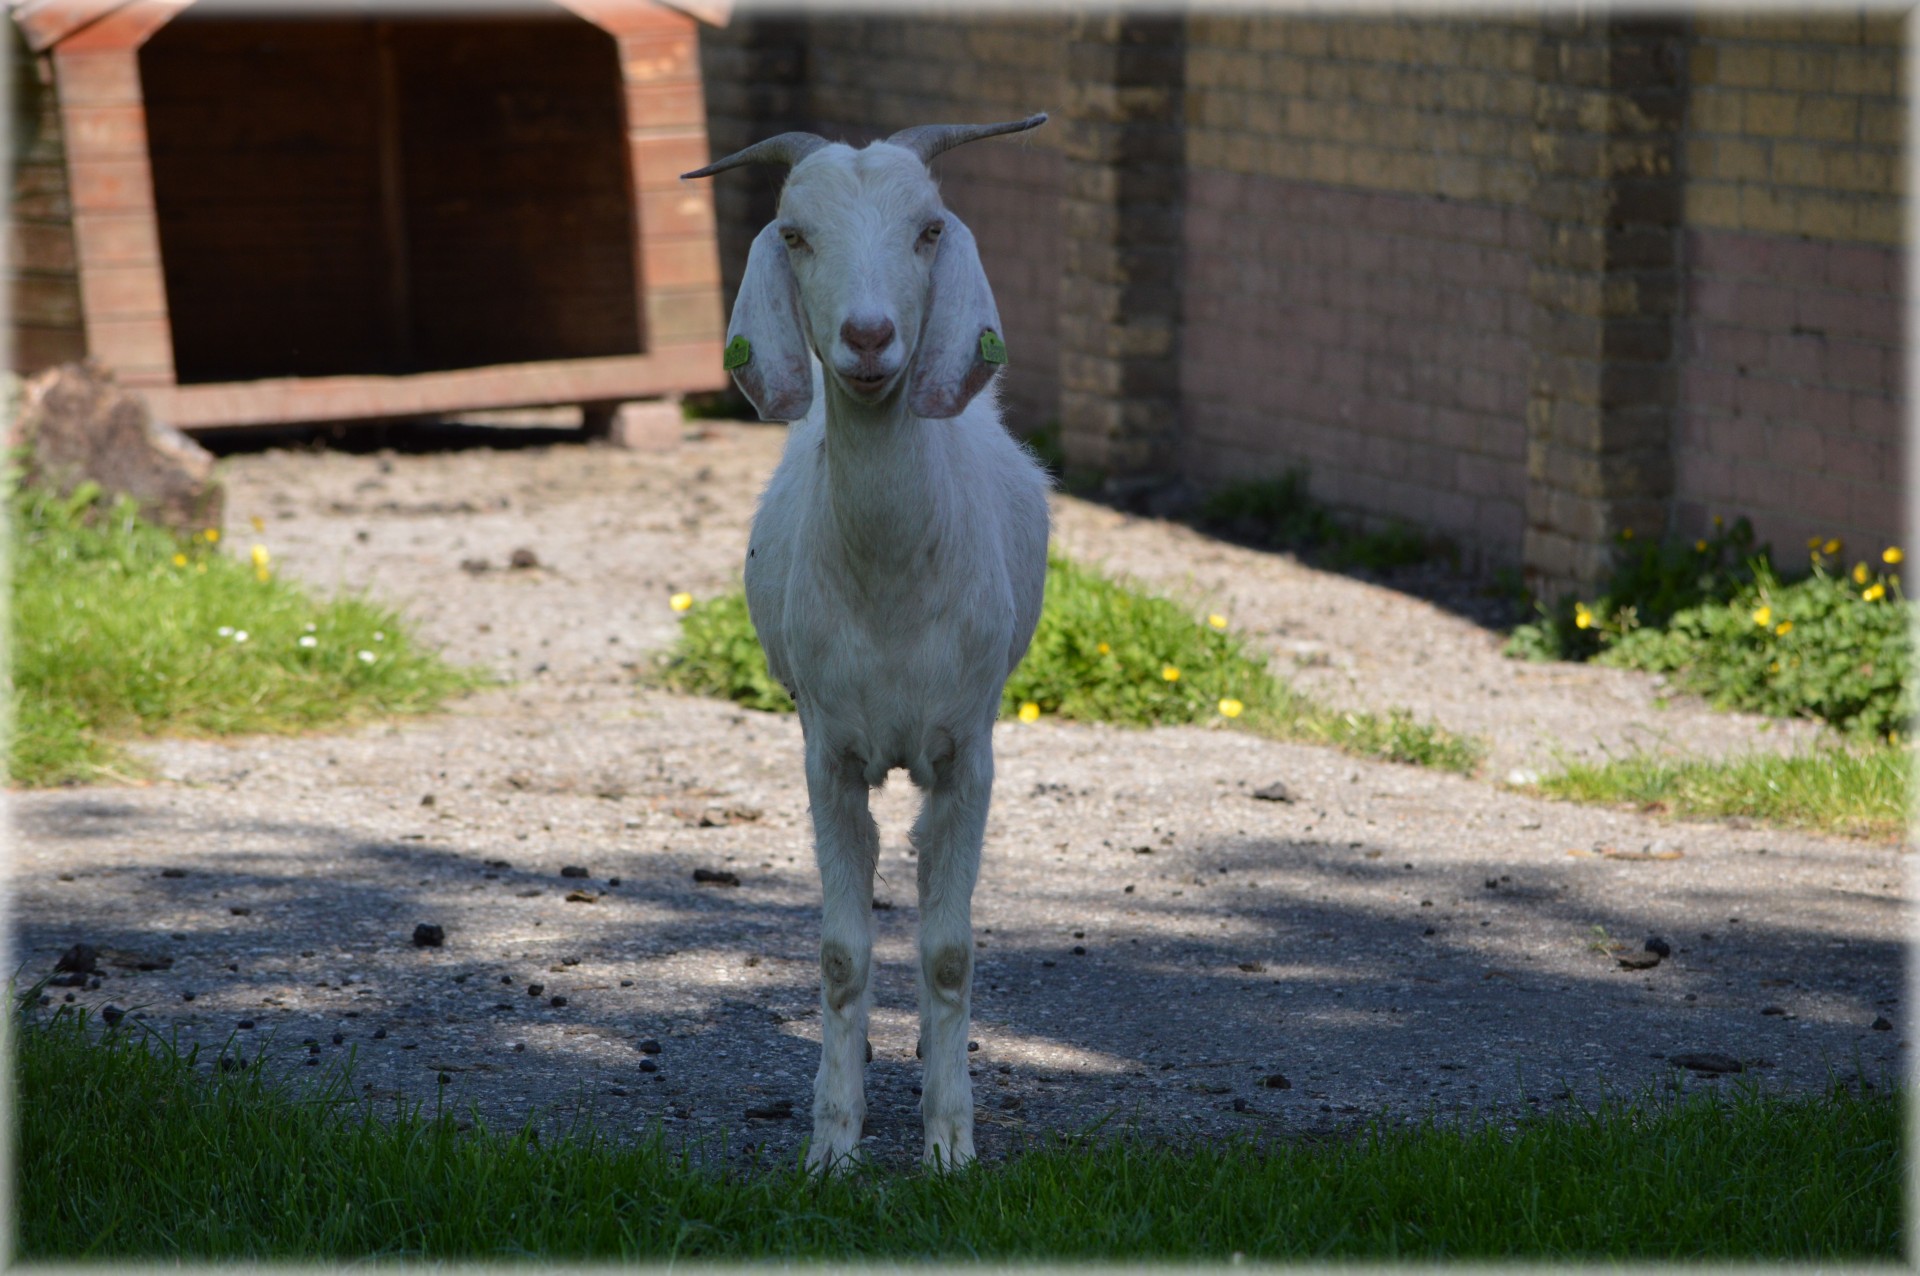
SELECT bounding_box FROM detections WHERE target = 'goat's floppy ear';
[726,222,814,422]
[909,214,1003,420]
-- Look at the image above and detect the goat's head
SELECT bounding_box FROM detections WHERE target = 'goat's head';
[683,115,1047,421]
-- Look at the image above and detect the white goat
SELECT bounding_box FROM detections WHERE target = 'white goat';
[684,117,1051,1169]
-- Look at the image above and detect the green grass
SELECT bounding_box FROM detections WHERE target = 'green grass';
[1532,744,1912,841]
[657,555,1482,773]
[1196,469,1443,572]
[9,482,482,785]
[15,1004,1902,1261]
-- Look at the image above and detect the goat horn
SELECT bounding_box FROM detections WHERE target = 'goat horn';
[681,132,831,180]
[885,113,1049,164]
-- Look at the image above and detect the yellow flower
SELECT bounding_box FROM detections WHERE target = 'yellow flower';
[249,515,265,533]
[251,544,270,569]
[1769,661,1780,674]
[1217,698,1244,719]
[1864,583,1886,602]
[1573,603,1593,630]
[1619,527,1634,540]
[1017,701,1040,723]
[1161,665,1181,682]
[1694,539,1707,552]
[1775,620,1792,636]
[669,592,693,612]
[203,527,220,543]
[1096,642,1110,655]
[1824,538,1842,556]
[1713,515,1724,528]
[1807,536,1823,550]
[1885,547,1904,565]
[171,552,187,567]
[1751,606,1772,628]
[1207,613,1227,630]
[1853,562,1870,585]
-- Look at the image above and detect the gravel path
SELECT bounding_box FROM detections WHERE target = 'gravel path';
[13,421,1904,1167]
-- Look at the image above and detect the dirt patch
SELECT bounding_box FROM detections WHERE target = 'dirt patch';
[13,424,1903,1168]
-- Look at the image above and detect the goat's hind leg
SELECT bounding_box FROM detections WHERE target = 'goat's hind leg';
[805,744,879,1172]
[912,744,990,1169]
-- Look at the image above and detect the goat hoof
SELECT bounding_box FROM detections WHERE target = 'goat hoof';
[806,1113,864,1173]
[922,1119,975,1171]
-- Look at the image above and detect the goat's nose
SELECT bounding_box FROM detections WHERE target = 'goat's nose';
[840,315,896,354]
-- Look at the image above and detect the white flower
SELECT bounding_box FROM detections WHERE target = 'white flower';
[357,650,376,664]
[217,626,234,637]
[304,622,317,633]
[372,631,385,642]
[298,635,317,648]
[233,631,249,643]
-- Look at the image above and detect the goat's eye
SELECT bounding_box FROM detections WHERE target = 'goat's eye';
[779,228,806,249]
[920,221,945,245]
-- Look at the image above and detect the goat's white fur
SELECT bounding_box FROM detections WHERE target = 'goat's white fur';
[731,141,1050,1169]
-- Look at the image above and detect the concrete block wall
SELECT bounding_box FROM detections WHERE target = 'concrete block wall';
[1182,14,1538,563]
[1674,12,1904,560]
[9,29,87,373]
[697,8,1907,589]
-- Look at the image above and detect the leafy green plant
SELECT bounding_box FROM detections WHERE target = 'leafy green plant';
[1508,520,1911,739]
[658,590,794,712]
[10,480,481,785]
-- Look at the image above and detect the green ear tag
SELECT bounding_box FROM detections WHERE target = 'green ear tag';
[979,330,1008,365]
[723,335,752,370]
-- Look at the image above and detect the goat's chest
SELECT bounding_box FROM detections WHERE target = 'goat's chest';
[782,554,1010,750]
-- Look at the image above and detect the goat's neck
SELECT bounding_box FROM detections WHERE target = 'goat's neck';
[818,380,950,573]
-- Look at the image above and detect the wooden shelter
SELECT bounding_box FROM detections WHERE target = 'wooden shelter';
[9,0,729,430]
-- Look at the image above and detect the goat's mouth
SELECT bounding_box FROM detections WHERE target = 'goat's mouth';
[839,368,895,398]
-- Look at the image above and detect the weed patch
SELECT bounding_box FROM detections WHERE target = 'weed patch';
[1509,520,1911,740]
[1196,470,1441,572]
[9,481,481,785]
[658,556,1479,772]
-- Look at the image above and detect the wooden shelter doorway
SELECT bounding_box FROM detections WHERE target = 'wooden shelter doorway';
[139,4,643,385]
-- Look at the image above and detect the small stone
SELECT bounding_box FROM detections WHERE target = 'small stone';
[237,1020,255,1030]
[55,943,99,974]
[607,877,621,887]
[99,1005,125,1026]
[527,984,544,997]
[438,1073,451,1085]
[420,794,436,807]
[1259,1072,1291,1089]
[182,990,195,1001]
[638,1039,662,1055]
[509,547,540,570]
[1423,927,1436,936]
[1617,951,1661,970]
[412,924,445,948]
[229,906,251,917]
[1761,1006,1786,1016]
[160,868,188,879]
[620,980,633,987]
[560,866,590,879]
[332,1033,344,1045]
[692,868,740,887]
[1250,782,1294,803]
[1644,936,1672,958]
[1072,945,1086,956]
[501,975,513,984]
[549,996,568,1007]
[1669,1051,1743,1075]
[1872,1016,1894,1031]
[460,557,492,574]
[1231,1097,1250,1112]
[1506,768,1540,786]
[638,1059,658,1073]
[372,1028,388,1040]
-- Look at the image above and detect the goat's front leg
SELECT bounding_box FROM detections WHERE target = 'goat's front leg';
[911,743,991,1169]
[804,742,879,1172]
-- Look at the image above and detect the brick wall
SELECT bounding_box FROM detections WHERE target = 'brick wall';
[9,30,86,373]
[1675,12,1904,560]
[1181,15,1537,564]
